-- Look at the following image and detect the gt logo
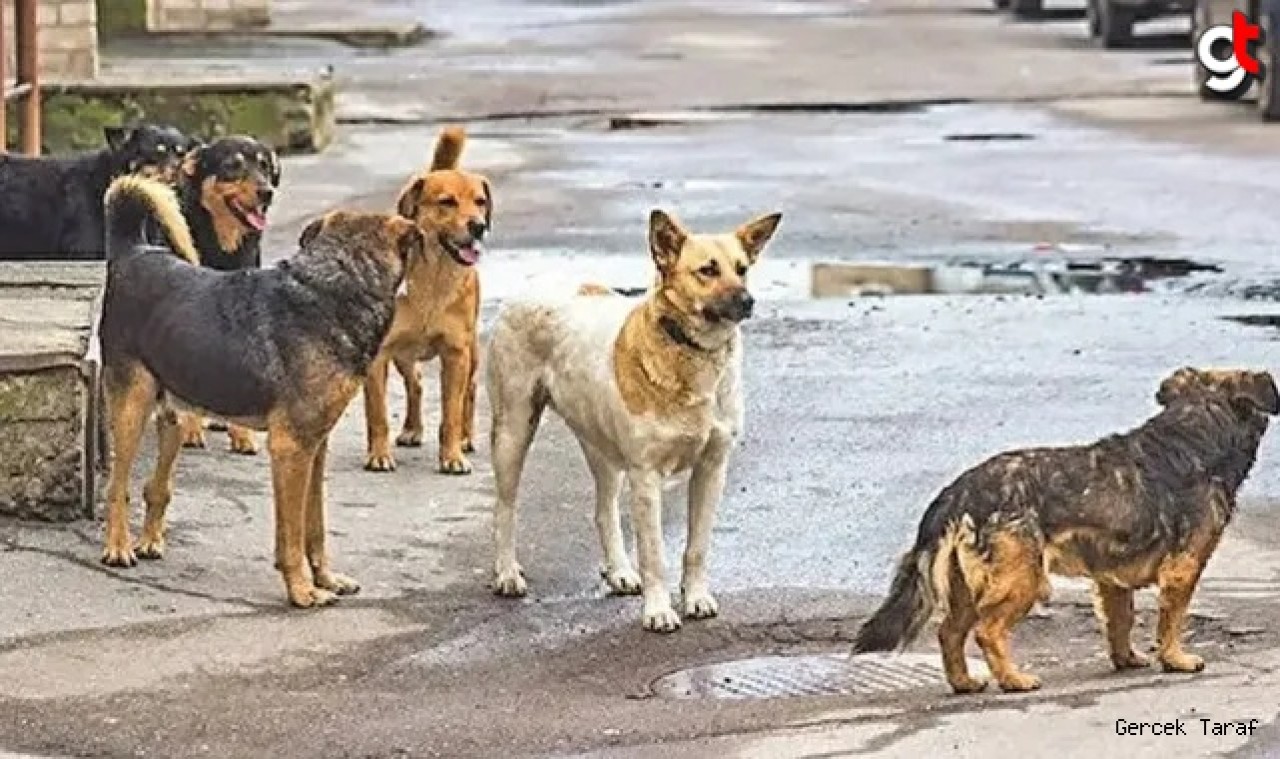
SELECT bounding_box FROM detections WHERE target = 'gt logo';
[1197,11,1265,97]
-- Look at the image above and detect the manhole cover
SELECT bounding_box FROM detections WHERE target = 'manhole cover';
[651,653,990,700]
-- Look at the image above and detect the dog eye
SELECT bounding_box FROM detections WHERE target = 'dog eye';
[698,262,720,278]
[735,263,747,276]
[438,196,459,208]
[475,197,488,207]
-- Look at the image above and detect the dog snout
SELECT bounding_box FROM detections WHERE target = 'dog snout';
[257,186,275,207]
[466,218,488,241]
[732,290,755,320]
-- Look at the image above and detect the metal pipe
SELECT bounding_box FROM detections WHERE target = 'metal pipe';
[15,0,39,155]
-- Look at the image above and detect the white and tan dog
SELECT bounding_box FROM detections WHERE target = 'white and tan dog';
[486,208,782,632]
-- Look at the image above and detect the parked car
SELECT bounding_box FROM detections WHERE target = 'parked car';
[1192,0,1280,119]
[1084,0,1193,47]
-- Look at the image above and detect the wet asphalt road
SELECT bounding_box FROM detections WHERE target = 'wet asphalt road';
[7,0,1280,756]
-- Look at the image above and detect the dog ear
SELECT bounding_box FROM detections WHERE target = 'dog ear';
[735,212,783,264]
[1155,367,1200,407]
[298,216,325,249]
[1235,371,1280,416]
[648,209,687,275]
[103,126,129,151]
[180,144,204,179]
[397,178,425,220]
[481,178,493,231]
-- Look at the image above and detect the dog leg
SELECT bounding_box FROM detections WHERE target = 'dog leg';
[461,334,480,454]
[178,412,208,449]
[681,446,730,620]
[939,565,987,694]
[1093,582,1150,670]
[972,534,1042,692]
[227,424,259,456]
[630,469,680,633]
[394,356,425,448]
[268,428,334,608]
[1156,552,1212,673]
[101,366,158,568]
[580,441,638,595]
[490,393,545,597]
[438,344,473,475]
[305,435,360,596]
[363,353,397,472]
[137,409,183,560]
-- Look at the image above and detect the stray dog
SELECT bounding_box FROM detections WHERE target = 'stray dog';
[168,135,282,456]
[487,209,782,631]
[0,123,194,260]
[362,125,490,475]
[852,367,1278,694]
[98,174,423,608]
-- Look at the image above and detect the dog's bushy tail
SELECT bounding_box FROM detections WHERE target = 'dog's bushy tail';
[431,125,467,171]
[852,545,939,654]
[104,175,198,265]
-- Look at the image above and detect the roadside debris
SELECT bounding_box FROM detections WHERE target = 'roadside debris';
[811,252,1222,298]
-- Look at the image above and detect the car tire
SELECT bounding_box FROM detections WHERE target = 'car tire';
[1259,12,1280,119]
[1094,0,1136,47]
[1011,0,1043,19]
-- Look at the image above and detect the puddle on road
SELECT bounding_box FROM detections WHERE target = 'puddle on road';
[651,652,989,700]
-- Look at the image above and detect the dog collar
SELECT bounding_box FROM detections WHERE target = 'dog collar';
[659,315,713,353]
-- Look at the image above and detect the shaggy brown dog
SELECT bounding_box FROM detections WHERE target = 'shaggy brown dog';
[98,175,422,608]
[853,368,1277,694]
[362,125,491,475]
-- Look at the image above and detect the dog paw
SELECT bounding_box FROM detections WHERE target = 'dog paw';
[314,571,361,596]
[439,454,472,475]
[602,567,643,596]
[996,672,1041,693]
[134,536,166,561]
[364,452,397,472]
[101,543,138,568]
[181,429,207,449]
[461,439,476,454]
[288,584,340,609]
[643,605,683,633]
[681,589,719,620]
[228,431,258,456]
[493,565,528,597]
[949,676,990,695]
[395,429,424,447]
[1160,652,1205,673]
[1111,650,1151,670]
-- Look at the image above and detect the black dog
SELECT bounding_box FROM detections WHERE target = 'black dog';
[154,135,281,453]
[175,135,280,271]
[0,124,195,260]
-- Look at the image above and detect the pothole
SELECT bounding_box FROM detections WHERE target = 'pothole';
[650,652,989,700]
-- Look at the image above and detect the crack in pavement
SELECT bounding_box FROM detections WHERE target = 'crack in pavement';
[0,537,268,612]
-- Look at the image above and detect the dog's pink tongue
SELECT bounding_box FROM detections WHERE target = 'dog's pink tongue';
[245,209,268,232]
[458,242,483,265]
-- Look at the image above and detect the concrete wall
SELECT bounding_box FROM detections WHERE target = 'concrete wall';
[2,0,99,80]
[147,0,269,31]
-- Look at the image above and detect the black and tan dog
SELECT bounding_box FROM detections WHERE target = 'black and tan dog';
[164,135,282,455]
[0,123,194,260]
[853,367,1277,694]
[98,175,423,608]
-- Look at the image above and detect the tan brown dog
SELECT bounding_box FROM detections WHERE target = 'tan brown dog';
[98,174,423,608]
[487,209,782,632]
[362,125,491,475]
[853,368,1278,693]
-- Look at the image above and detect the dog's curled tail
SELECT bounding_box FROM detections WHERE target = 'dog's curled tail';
[431,125,467,171]
[104,175,198,265]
